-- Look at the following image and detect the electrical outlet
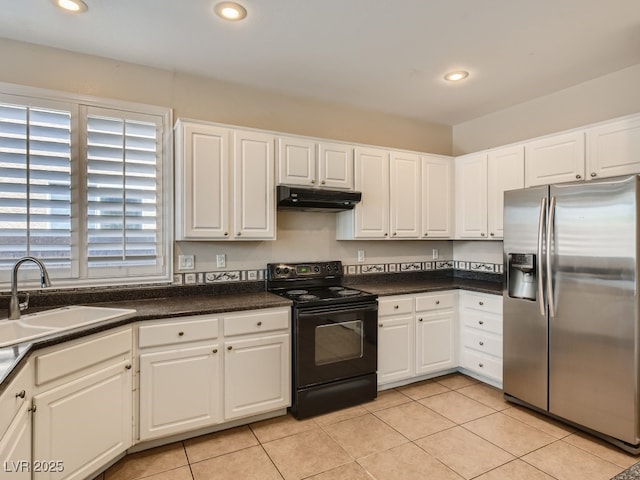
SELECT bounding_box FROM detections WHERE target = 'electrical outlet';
[216,254,226,268]
[178,254,195,270]
[432,248,439,260]
[357,250,365,263]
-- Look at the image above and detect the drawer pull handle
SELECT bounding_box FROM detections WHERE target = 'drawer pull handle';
[479,301,484,306]
[257,321,262,326]
[479,341,484,346]
[227,346,233,351]
[16,390,26,399]
[125,364,132,370]
[479,320,484,325]
[212,349,218,354]
[435,300,440,305]
[178,331,184,336]
[479,363,484,368]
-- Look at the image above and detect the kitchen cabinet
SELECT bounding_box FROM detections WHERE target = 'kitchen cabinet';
[587,114,640,180]
[525,131,585,187]
[455,146,524,239]
[223,308,290,420]
[175,120,276,241]
[421,155,453,238]
[278,136,353,189]
[390,151,421,238]
[458,291,503,387]
[377,295,414,385]
[32,329,133,480]
[138,316,222,441]
[415,292,456,375]
[0,360,33,480]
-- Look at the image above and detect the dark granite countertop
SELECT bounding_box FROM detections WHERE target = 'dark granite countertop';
[350,277,503,297]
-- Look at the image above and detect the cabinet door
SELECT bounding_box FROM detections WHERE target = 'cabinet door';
[455,153,488,239]
[390,152,421,238]
[378,315,414,385]
[587,115,640,180]
[33,361,132,480]
[525,131,585,187]
[415,311,455,375]
[352,147,390,239]
[487,145,524,239]
[421,155,453,238]
[139,345,222,441]
[233,130,276,240]
[318,142,353,189]
[277,136,316,186]
[224,333,290,420]
[175,122,230,240]
[0,402,31,480]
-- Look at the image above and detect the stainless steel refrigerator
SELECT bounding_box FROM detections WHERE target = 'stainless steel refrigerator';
[503,174,640,453]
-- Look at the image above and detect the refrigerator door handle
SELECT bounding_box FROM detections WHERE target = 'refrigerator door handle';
[537,196,547,316]
[546,195,556,318]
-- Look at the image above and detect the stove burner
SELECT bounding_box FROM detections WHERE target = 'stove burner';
[328,286,344,291]
[287,289,308,295]
[337,289,361,296]
[298,294,319,301]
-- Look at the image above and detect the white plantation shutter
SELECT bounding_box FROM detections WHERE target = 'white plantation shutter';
[0,87,171,289]
[85,107,163,277]
[0,100,73,278]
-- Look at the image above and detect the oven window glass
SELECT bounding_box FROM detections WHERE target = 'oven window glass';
[315,320,363,365]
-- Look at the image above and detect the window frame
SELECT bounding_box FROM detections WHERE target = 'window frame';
[0,82,173,291]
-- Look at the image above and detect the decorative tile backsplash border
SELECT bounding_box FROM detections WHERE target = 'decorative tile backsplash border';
[171,260,503,285]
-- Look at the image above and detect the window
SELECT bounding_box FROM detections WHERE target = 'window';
[0,86,172,289]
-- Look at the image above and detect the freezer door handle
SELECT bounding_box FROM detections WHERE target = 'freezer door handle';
[546,195,556,318]
[537,196,547,316]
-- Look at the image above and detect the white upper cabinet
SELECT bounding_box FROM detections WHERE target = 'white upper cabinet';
[487,145,525,239]
[278,136,353,190]
[175,120,276,241]
[389,151,421,238]
[455,153,488,239]
[233,130,276,240]
[421,155,453,238]
[587,114,640,180]
[525,131,585,187]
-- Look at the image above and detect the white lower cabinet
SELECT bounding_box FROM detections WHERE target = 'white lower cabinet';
[458,291,503,386]
[32,329,133,480]
[415,292,456,375]
[378,295,414,385]
[0,402,31,480]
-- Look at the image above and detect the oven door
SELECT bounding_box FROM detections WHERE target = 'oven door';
[295,301,377,388]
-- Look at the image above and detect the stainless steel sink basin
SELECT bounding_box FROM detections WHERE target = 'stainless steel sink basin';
[0,305,136,348]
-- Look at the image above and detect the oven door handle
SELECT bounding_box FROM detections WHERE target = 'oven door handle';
[296,302,378,317]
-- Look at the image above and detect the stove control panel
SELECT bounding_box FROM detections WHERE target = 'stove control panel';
[267,261,343,280]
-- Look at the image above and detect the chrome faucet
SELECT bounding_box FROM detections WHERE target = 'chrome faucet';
[9,257,51,320]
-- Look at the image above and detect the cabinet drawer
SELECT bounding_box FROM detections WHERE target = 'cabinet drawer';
[224,308,289,337]
[139,316,219,348]
[460,292,502,314]
[35,329,132,386]
[0,361,33,435]
[415,292,454,312]
[461,328,502,358]
[378,296,413,316]
[462,310,502,335]
[461,348,502,382]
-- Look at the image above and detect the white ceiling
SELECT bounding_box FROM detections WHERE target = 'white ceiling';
[2,0,639,125]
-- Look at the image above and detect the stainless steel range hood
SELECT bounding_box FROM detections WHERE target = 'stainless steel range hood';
[277,186,361,211]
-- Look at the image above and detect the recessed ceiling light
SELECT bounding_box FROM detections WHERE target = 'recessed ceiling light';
[444,70,469,82]
[53,0,88,12]
[214,2,247,21]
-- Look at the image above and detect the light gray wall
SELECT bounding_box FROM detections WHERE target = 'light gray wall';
[452,63,640,155]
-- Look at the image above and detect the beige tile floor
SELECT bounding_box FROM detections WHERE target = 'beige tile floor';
[95,373,639,480]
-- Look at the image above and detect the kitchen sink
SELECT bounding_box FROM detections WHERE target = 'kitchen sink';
[0,305,137,348]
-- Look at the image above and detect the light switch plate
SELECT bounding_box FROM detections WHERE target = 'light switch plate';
[216,254,226,268]
[178,254,195,270]
[357,250,365,263]
[432,249,439,260]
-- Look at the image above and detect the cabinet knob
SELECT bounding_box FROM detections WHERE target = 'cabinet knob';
[384,233,388,237]
[479,320,484,325]
[435,300,440,305]
[418,318,423,322]
[424,233,428,236]
[480,233,486,237]
[478,363,484,368]
[125,364,132,370]
[379,323,383,327]
[321,180,326,185]
[310,180,315,184]
[15,390,26,399]
[178,331,184,336]
[212,348,218,354]
[479,341,484,346]
[257,321,262,326]
[224,232,228,236]
[576,174,582,179]
[479,301,484,306]
[392,232,397,236]
[591,172,597,178]
[227,346,233,351]
[490,232,495,237]
[394,305,399,309]
[237,232,241,236]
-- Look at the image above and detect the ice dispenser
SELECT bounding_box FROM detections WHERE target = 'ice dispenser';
[507,253,537,300]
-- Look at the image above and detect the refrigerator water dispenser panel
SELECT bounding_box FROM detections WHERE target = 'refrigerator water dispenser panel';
[508,253,537,301]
